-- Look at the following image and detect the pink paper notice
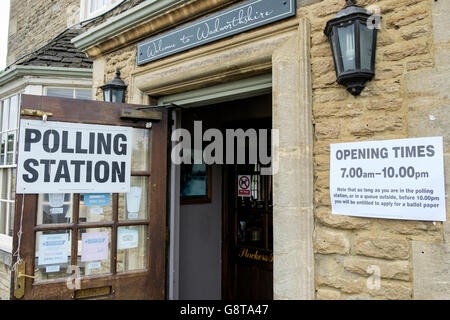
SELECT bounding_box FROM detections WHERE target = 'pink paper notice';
[81,232,109,262]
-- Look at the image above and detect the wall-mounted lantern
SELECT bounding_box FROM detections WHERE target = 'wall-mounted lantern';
[101,70,127,103]
[324,0,379,96]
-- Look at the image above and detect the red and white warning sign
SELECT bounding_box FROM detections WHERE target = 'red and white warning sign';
[238,175,251,197]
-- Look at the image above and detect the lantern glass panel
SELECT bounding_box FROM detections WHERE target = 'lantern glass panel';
[112,90,124,103]
[360,22,374,70]
[103,88,111,102]
[337,24,356,72]
[330,28,342,75]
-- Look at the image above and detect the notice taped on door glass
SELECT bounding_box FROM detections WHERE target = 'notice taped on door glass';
[330,137,446,222]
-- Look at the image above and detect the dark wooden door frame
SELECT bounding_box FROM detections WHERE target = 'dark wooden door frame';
[11,94,168,300]
[221,164,234,300]
[221,118,273,300]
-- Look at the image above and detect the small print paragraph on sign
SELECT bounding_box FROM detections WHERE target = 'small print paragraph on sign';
[330,137,446,221]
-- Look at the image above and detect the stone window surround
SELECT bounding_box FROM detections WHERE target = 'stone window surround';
[121,16,315,299]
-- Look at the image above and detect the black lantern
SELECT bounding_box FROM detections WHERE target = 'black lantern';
[324,0,379,96]
[101,70,127,103]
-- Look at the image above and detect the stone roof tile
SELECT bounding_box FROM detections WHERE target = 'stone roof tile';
[18,26,93,69]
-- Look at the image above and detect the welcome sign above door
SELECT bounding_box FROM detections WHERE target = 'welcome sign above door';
[137,0,296,66]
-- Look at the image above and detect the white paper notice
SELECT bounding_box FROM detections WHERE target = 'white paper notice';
[49,207,64,214]
[330,137,446,221]
[38,233,69,266]
[49,193,65,207]
[45,265,60,273]
[117,229,139,250]
[90,207,104,215]
[87,261,101,269]
[126,187,142,213]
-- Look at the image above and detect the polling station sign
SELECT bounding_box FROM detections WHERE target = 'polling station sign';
[330,137,446,222]
[16,120,132,194]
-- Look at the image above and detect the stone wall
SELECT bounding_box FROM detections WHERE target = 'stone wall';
[0,252,11,300]
[408,0,450,300]
[7,0,81,66]
[87,0,448,299]
[298,0,447,299]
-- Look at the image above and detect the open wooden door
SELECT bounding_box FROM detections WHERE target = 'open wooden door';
[11,94,168,300]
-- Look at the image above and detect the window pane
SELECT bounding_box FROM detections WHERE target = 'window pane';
[35,230,72,282]
[79,193,113,223]
[75,89,92,100]
[0,202,5,235]
[338,24,356,71]
[119,176,148,221]
[8,95,18,130]
[90,0,108,12]
[0,134,3,165]
[37,194,73,225]
[8,203,14,236]
[1,100,9,165]
[90,0,98,12]
[0,169,7,200]
[78,227,111,276]
[10,168,16,200]
[6,132,15,165]
[1,99,8,132]
[117,225,147,272]
[131,128,150,171]
[46,88,74,99]
[17,94,21,128]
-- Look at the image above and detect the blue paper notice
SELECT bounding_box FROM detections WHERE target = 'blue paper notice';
[84,194,111,207]
[38,233,69,266]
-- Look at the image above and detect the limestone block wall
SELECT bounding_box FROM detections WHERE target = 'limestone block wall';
[7,0,81,66]
[298,0,447,299]
[407,0,450,300]
[0,261,11,300]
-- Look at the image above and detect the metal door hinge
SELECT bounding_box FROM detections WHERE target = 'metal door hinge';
[21,109,53,118]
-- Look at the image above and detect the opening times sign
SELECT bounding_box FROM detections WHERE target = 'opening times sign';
[16,120,132,194]
[330,137,446,222]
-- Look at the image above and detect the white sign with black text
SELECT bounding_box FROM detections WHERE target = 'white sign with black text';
[17,120,132,194]
[330,137,446,221]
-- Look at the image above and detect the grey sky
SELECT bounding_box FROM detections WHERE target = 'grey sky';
[0,0,10,71]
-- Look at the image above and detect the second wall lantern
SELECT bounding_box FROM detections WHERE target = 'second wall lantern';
[324,0,380,96]
[101,71,127,103]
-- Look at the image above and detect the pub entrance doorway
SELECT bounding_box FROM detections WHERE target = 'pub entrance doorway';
[175,93,273,300]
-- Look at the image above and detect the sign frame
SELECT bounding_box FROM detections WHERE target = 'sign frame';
[330,137,446,222]
[16,119,133,194]
[137,0,296,65]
